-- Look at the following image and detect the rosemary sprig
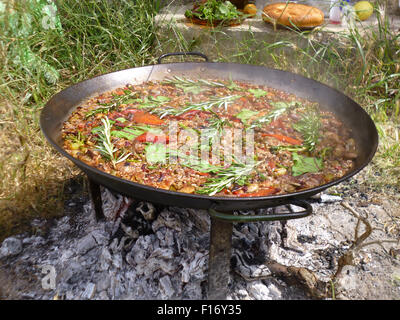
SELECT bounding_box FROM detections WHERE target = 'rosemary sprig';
[196,159,260,196]
[149,95,241,119]
[85,104,118,119]
[270,145,307,153]
[85,90,139,119]
[292,107,321,152]
[177,95,241,114]
[137,95,170,109]
[208,116,231,132]
[150,106,179,119]
[248,101,299,129]
[163,76,226,94]
[95,117,131,168]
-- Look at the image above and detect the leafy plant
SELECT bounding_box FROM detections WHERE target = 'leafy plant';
[185,0,242,23]
[145,143,167,165]
[0,0,62,85]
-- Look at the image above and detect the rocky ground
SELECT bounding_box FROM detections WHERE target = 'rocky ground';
[0,173,399,300]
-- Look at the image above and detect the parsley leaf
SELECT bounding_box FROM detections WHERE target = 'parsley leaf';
[145,143,167,164]
[235,108,259,124]
[249,88,267,98]
[291,153,323,176]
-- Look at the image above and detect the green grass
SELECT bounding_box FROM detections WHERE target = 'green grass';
[0,0,161,241]
[0,0,399,241]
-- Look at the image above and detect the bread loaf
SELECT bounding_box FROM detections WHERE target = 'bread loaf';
[262,3,324,28]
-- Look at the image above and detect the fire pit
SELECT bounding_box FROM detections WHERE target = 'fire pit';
[40,52,378,299]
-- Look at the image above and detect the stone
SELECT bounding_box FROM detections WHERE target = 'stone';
[0,237,23,258]
[319,193,343,203]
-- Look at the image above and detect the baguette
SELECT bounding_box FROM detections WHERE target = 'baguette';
[262,3,324,28]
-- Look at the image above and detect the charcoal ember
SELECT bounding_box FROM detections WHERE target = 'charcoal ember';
[159,275,175,299]
[101,187,125,220]
[180,252,208,283]
[0,237,23,258]
[113,204,153,241]
[96,273,111,293]
[152,209,183,233]
[136,202,156,221]
[186,208,210,233]
[99,247,112,271]
[81,283,96,300]
[76,234,98,255]
[1,184,399,300]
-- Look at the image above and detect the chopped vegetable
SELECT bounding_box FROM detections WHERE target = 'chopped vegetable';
[261,133,303,145]
[133,111,164,125]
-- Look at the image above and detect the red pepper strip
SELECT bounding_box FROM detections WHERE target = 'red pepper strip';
[135,132,169,144]
[114,89,126,96]
[261,133,303,145]
[133,111,164,125]
[195,171,210,177]
[236,187,279,197]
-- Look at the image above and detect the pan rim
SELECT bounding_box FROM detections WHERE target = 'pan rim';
[40,62,379,204]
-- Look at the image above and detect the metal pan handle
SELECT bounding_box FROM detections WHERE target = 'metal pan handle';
[157,52,209,64]
[208,200,313,223]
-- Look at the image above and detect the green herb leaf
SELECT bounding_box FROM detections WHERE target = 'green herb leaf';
[111,130,136,140]
[235,108,259,124]
[115,117,127,123]
[291,152,323,176]
[145,143,167,164]
[124,98,143,104]
[151,95,170,103]
[249,88,267,98]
